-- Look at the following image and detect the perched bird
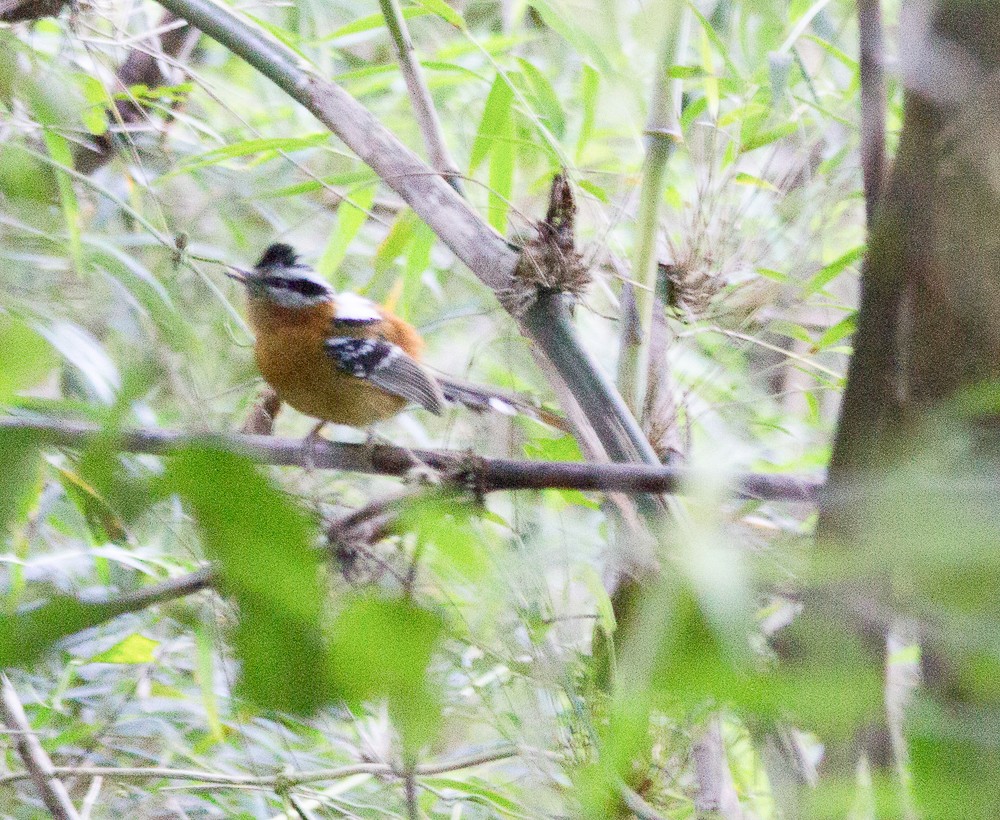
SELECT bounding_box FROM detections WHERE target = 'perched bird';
[227,243,560,435]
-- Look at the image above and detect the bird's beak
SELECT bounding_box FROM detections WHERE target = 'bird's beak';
[225,267,250,283]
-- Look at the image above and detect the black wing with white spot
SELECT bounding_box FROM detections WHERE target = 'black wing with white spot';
[325,337,445,415]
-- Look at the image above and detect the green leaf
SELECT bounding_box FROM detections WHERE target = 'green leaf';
[740,121,798,153]
[0,429,42,540]
[0,596,117,668]
[766,318,813,344]
[470,73,514,172]
[686,1,741,79]
[398,493,489,580]
[515,57,566,140]
[80,105,108,137]
[42,129,81,269]
[0,316,54,405]
[523,434,584,463]
[321,7,431,41]
[175,133,331,175]
[375,208,420,276]
[402,219,436,318]
[411,0,465,29]
[667,64,709,80]
[576,178,609,203]
[734,172,779,192]
[576,63,599,159]
[163,446,329,714]
[318,183,379,282]
[0,143,58,202]
[257,169,375,200]
[679,95,708,133]
[21,79,82,265]
[814,313,857,350]
[804,33,858,70]
[195,623,226,742]
[756,267,790,284]
[329,594,443,749]
[56,465,128,546]
[803,245,866,296]
[88,633,159,664]
[422,777,526,813]
[487,91,515,233]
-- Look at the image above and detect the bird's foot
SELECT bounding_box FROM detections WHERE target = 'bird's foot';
[363,430,440,484]
[301,421,328,472]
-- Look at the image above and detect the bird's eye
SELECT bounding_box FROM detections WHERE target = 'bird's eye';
[261,276,328,298]
[288,279,328,297]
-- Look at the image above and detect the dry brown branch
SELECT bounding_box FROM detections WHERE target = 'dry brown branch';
[0,416,820,501]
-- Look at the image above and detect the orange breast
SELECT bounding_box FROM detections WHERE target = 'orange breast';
[247,301,407,427]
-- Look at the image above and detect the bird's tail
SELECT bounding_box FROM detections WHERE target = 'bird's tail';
[436,377,570,432]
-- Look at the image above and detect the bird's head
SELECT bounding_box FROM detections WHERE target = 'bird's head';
[227,243,333,308]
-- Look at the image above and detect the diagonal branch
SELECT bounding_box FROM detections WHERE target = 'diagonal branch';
[0,417,820,501]
[0,674,81,820]
[377,0,463,191]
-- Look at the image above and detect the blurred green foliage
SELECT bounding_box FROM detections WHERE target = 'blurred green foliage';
[5,0,990,817]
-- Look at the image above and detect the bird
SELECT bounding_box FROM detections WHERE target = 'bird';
[226,243,562,437]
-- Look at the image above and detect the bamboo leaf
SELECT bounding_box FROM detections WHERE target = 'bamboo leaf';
[317,183,379,281]
[470,73,514,172]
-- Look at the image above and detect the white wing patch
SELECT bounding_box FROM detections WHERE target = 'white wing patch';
[333,292,382,323]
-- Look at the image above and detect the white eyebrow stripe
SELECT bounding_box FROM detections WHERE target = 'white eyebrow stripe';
[334,292,382,322]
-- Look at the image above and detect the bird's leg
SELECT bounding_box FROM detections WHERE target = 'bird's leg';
[301,421,328,472]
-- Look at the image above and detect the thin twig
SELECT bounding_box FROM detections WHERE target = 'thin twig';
[78,776,103,820]
[0,417,821,501]
[377,0,463,192]
[0,744,520,789]
[403,756,418,820]
[0,674,81,819]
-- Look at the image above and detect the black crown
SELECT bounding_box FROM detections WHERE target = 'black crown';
[255,243,299,269]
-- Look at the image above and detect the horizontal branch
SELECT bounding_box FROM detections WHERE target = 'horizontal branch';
[0,417,820,502]
[0,743,521,789]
